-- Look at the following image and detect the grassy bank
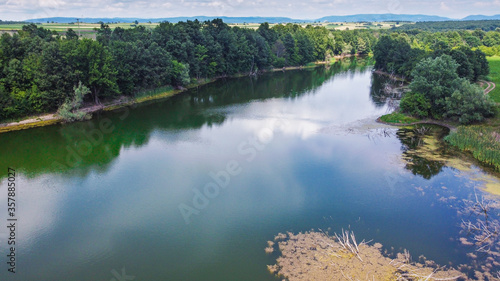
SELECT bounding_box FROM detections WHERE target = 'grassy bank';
[378,58,500,172]
[443,57,500,171]
[486,56,500,103]
[0,78,215,134]
[379,111,419,124]
[445,126,500,171]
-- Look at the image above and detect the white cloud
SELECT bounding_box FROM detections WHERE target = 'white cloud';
[440,1,451,10]
[473,0,500,7]
[0,0,499,21]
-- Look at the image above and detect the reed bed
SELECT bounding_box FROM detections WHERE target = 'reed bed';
[445,125,500,171]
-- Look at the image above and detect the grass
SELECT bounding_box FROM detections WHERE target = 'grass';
[486,56,500,103]
[134,85,174,99]
[443,57,500,172]
[445,126,500,171]
[379,111,419,124]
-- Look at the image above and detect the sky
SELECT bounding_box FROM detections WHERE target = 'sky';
[1,0,500,21]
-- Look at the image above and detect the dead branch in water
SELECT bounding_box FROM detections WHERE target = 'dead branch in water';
[334,229,368,262]
[473,191,491,216]
[460,191,500,255]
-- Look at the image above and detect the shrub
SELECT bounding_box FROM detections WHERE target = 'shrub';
[444,80,496,124]
[273,57,286,68]
[400,92,431,118]
[58,81,90,122]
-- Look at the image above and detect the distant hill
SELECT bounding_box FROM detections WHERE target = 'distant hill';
[461,14,500,21]
[24,14,500,24]
[24,16,309,24]
[317,14,451,22]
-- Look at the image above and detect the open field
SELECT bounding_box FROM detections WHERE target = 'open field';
[0,22,160,38]
[230,21,405,30]
[487,56,500,103]
[323,21,405,30]
[0,21,404,34]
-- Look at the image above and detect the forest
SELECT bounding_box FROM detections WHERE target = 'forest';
[395,20,500,32]
[373,27,500,123]
[0,18,499,123]
[0,20,379,121]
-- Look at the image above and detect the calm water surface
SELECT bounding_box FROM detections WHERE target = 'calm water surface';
[1,59,499,280]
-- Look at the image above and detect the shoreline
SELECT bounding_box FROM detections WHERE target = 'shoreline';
[372,69,408,82]
[0,62,338,134]
[375,117,457,131]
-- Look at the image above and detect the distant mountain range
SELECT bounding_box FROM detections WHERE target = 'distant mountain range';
[316,14,451,22]
[25,16,307,24]
[462,14,500,21]
[24,14,500,24]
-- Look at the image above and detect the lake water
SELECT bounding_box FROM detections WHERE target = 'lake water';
[1,58,499,280]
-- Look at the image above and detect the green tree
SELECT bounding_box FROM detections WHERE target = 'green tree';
[65,29,79,40]
[58,81,90,122]
[450,49,474,81]
[444,80,495,124]
[409,55,460,116]
[86,40,119,103]
[400,92,431,118]
[171,60,190,87]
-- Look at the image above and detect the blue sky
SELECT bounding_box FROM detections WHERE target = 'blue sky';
[1,0,499,21]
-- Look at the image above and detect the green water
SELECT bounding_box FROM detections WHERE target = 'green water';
[0,59,499,280]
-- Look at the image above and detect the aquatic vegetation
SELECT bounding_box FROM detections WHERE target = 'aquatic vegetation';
[267,231,465,281]
[445,126,500,172]
[413,125,431,136]
[334,229,367,261]
[396,126,500,197]
[458,193,500,279]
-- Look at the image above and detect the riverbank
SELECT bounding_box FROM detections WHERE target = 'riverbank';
[0,84,196,134]
[372,69,409,82]
[377,110,500,172]
[444,57,500,172]
[0,62,341,134]
[376,55,500,173]
[376,114,458,131]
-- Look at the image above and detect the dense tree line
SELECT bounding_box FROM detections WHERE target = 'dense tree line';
[2,19,498,123]
[394,20,500,32]
[0,20,376,121]
[373,30,496,78]
[373,29,497,124]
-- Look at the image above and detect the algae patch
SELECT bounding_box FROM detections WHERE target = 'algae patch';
[267,231,465,281]
[398,126,500,197]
